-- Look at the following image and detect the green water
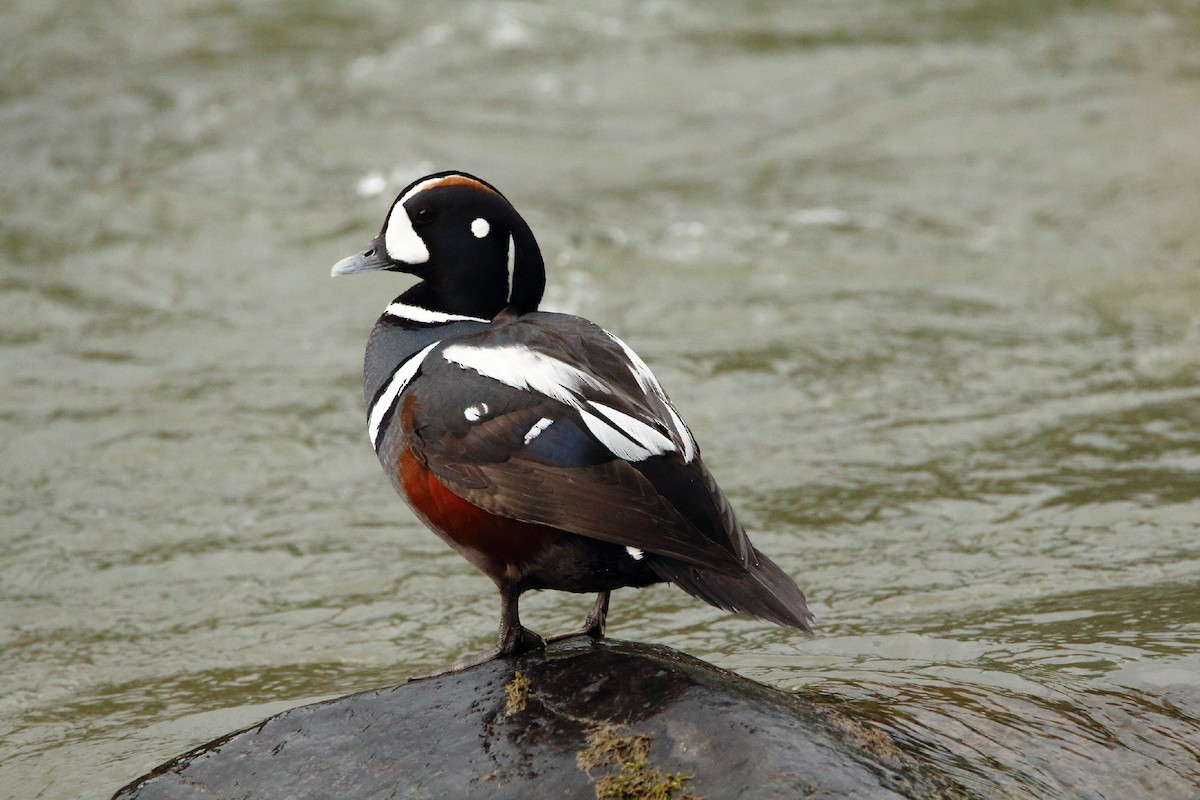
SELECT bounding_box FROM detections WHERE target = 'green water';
[2,2,1199,797]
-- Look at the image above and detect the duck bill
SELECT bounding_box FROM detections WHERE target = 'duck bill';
[330,235,390,277]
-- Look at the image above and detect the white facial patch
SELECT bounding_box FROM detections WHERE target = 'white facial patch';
[368,341,440,450]
[384,202,430,264]
[381,174,461,265]
[463,403,489,422]
[471,217,490,238]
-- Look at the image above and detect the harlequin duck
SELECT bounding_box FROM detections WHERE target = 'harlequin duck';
[332,171,811,665]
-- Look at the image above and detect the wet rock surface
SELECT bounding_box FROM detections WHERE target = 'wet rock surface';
[113,638,971,799]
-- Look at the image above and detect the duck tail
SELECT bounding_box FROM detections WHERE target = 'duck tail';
[647,549,813,632]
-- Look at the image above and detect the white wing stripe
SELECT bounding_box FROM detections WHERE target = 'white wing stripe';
[368,341,440,450]
[603,330,697,462]
[604,330,658,393]
[442,341,688,462]
[442,344,608,406]
[663,403,696,463]
[578,408,656,461]
[523,417,554,444]
[587,402,675,457]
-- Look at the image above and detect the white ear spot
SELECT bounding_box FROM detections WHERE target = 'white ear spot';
[471,217,490,238]
[463,402,489,422]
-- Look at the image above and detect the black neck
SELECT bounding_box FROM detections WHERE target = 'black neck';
[397,280,504,320]
[394,237,546,319]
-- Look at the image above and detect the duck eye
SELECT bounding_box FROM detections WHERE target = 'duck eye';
[411,205,437,226]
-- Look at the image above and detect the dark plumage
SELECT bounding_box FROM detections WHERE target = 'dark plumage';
[332,170,811,664]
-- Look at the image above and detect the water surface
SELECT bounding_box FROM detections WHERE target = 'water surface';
[2,2,1199,797]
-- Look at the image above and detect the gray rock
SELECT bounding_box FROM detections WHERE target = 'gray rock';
[113,638,971,799]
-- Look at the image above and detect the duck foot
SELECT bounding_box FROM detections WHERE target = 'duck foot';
[545,591,610,643]
[410,588,547,682]
[408,624,546,682]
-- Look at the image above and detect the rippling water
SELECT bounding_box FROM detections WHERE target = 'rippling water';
[3,2,1199,798]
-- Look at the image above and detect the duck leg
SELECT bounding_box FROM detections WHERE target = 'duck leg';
[546,591,610,643]
[409,588,545,681]
[496,587,547,655]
